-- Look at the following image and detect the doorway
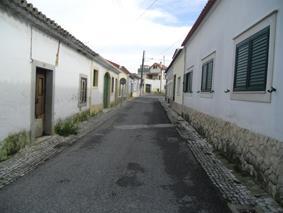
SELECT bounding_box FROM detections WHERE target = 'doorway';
[145,84,151,93]
[173,75,176,101]
[103,73,110,108]
[34,67,53,137]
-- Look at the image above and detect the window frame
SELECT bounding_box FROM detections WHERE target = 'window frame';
[111,77,114,93]
[201,59,213,92]
[93,69,98,87]
[231,11,277,103]
[199,51,215,98]
[233,27,270,92]
[79,74,88,107]
[184,71,193,94]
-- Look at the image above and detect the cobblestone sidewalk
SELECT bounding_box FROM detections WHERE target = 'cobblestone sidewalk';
[0,101,128,189]
[159,98,283,213]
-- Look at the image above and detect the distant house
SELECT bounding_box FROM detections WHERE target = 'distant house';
[108,60,130,100]
[0,0,125,143]
[129,73,141,97]
[165,48,184,112]
[142,63,166,93]
[166,0,283,203]
[137,65,150,76]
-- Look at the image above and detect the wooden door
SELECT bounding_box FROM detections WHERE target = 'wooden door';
[35,70,46,119]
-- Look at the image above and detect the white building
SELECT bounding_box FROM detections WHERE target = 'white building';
[129,73,141,97]
[143,63,166,93]
[165,48,184,113]
[166,0,283,202]
[0,0,122,141]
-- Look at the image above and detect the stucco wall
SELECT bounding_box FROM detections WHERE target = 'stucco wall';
[180,0,283,202]
[0,10,32,141]
[183,0,283,142]
[144,79,162,93]
[90,62,119,110]
[172,51,184,105]
[0,8,120,142]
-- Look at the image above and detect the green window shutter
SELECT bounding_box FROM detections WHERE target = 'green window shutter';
[234,43,249,90]
[206,60,213,91]
[188,72,193,93]
[249,28,269,90]
[201,64,207,92]
[183,74,187,92]
[234,26,269,92]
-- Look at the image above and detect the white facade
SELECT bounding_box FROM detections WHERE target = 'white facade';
[143,64,166,93]
[183,0,283,142]
[118,72,128,98]
[128,75,141,97]
[0,7,120,141]
[165,66,174,101]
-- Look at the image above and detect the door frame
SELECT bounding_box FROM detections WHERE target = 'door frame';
[31,60,55,141]
[173,74,176,101]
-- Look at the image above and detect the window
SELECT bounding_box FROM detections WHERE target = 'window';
[184,72,193,93]
[93,70,98,87]
[201,60,213,92]
[111,77,114,93]
[233,27,269,92]
[177,76,181,96]
[79,77,87,105]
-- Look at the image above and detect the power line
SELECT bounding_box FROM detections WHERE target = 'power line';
[136,0,159,21]
[158,31,187,56]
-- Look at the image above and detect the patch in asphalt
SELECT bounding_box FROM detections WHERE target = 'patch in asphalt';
[127,162,145,173]
[116,175,143,187]
[114,123,174,130]
[116,162,145,188]
[57,178,71,184]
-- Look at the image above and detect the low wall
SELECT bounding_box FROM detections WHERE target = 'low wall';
[172,102,283,203]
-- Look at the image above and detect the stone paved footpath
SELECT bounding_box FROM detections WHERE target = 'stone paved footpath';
[159,97,283,213]
[0,101,128,189]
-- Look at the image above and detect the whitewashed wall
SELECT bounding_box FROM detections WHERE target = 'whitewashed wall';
[118,72,128,97]
[0,10,32,141]
[91,62,118,108]
[144,79,162,92]
[172,51,184,105]
[183,0,283,141]
[0,8,119,141]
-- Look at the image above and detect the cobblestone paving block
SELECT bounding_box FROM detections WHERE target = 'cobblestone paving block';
[159,98,283,213]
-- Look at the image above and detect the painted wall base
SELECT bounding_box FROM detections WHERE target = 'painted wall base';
[90,104,103,114]
[172,102,283,204]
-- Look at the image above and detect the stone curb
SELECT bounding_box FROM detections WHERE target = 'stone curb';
[158,98,283,213]
[0,100,130,189]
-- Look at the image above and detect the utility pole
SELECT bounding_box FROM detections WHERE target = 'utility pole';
[140,50,145,96]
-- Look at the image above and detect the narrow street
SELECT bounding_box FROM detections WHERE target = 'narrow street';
[0,97,230,213]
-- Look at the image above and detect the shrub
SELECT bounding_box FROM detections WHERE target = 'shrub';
[54,119,78,137]
[0,131,29,162]
[72,110,90,123]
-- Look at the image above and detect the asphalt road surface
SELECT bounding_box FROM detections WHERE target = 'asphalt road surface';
[0,97,231,213]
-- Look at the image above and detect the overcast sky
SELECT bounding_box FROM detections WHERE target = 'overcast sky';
[28,0,207,72]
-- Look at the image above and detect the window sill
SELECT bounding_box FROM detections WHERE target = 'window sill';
[230,91,271,103]
[78,102,87,107]
[200,92,213,99]
[184,92,193,97]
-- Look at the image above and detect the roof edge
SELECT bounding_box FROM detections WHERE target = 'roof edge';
[181,0,217,46]
[1,0,99,60]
